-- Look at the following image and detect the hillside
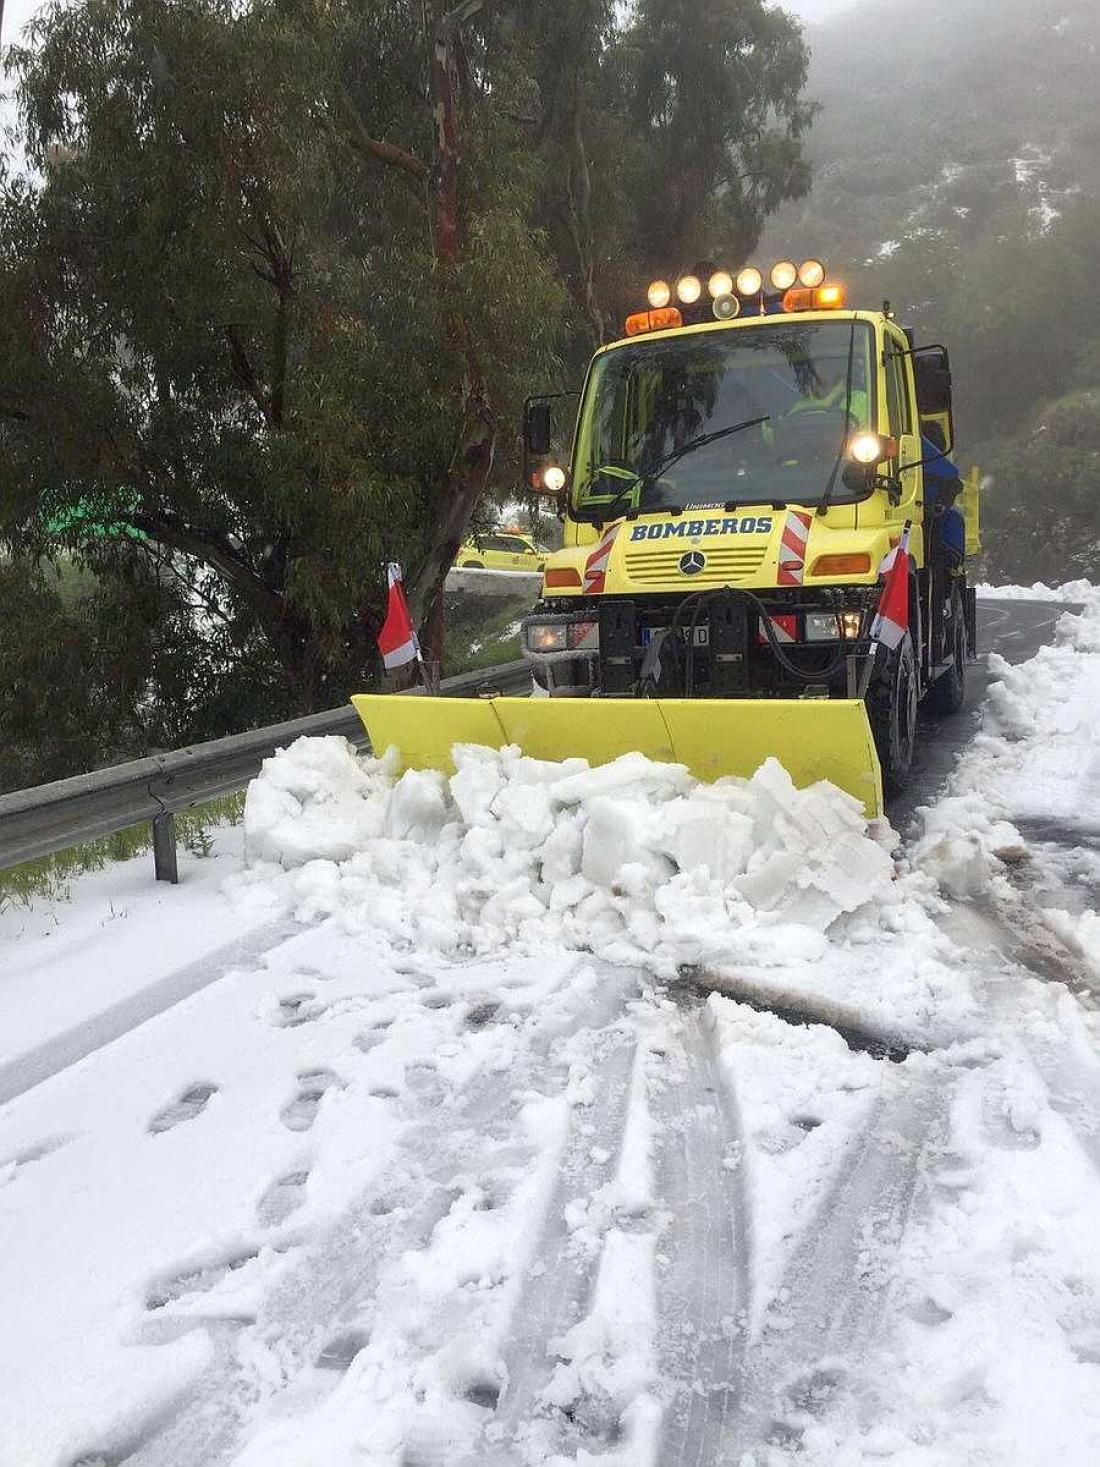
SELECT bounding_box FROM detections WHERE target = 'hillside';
[763,0,1100,266]
[759,0,1100,582]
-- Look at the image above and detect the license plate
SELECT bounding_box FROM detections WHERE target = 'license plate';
[641,625,709,648]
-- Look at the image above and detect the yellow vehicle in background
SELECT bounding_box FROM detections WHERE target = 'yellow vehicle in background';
[355,259,978,820]
[457,529,546,572]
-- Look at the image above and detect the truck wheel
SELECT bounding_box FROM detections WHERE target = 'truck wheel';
[461,559,484,569]
[925,591,966,715]
[866,632,918,796]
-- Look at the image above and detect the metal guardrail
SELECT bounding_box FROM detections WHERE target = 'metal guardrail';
[0,661,531,884]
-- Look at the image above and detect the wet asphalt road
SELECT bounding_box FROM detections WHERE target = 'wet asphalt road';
[890,596,1079,837]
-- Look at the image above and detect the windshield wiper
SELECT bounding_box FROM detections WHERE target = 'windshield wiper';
[590,415,771,527]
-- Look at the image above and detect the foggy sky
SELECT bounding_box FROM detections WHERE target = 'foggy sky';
[2,0,38,48]
[0,0,855,49]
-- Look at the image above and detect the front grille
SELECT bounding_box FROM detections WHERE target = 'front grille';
[622,543,769,585]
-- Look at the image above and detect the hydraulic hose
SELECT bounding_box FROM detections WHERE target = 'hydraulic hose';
[634,587,851,697]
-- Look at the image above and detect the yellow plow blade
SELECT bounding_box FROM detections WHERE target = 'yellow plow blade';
[351,694,883,819]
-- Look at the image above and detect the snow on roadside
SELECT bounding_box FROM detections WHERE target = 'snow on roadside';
[236,741,976,1046]
[0,825,273,1075]
[976,578,1094,601]
[911,589,1100,968]
[7,591,1100,1465]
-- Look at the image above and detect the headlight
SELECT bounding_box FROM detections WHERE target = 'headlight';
[849,432,889,465]
[805,611,863,642]
[525,622,568,653]
[707,269,734,299]
[676,274,702,304]
[647,279,671,309]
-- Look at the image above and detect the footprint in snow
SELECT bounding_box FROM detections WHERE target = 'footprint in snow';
[463,1379,501,1410]
[0,1134,72,1184]
[465,1000,501,1030]
[907,1296,953,1327]
[353,1018,394,1055]
[148,1083,218,1135]
[280,1069,344,1132]
[145,1246,259,1311]
[315,1326,371,1371]
[1065,1321,1100,1365]
[268,992,326,1028]
[256,1166,311,1228]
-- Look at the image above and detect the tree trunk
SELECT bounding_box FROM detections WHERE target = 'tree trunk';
[566,70,604,349]
[407,0,496,639]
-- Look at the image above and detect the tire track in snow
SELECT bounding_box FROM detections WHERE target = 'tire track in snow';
[0,920,301,1106]
[947,901,1100,1170]
[728,1064,945,1457]
[650,1000,752,1466]
[123,963,643,1467]
[466,1024,639,1465]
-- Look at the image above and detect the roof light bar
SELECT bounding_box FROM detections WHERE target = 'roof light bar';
[630,257,843,330]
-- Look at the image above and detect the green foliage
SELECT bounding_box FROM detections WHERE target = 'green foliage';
[443,590,532,674]
[982,391,1100,584]
[0,551,289,792]
[519,0,813,359]
[0,0,565,713]
[624,0,813,270]
[0,0,813,783]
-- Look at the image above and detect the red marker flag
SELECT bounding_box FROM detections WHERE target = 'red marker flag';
[869,521,912,651]
[377,563,421,671]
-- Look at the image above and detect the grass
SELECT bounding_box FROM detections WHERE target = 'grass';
[0,792,245,912]
[444,589,532,676]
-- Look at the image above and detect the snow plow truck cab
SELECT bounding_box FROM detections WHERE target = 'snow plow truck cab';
[354,260,979,821]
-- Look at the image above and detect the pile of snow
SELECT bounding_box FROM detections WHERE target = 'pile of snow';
[244,741,896,957]
[976,578,1094,602]
[913,591,1100,943]
[240,739,973,1043]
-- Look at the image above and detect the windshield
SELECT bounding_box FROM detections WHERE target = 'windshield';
[572,320,876,517]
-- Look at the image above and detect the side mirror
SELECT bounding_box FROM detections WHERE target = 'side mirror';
[524,400,552,457]
[912,347,952,417]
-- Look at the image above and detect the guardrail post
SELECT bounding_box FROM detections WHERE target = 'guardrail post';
[152,812,179,884]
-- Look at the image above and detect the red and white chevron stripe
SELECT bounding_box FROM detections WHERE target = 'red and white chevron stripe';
[757,614,798,645]
[777,509,812,586]
[583,525,619,594]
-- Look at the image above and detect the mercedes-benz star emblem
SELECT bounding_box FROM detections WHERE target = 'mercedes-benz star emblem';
[679,550,706,575]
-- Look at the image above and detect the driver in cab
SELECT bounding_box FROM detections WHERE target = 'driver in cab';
[764,359,870,462]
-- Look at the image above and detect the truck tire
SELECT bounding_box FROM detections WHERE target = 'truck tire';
[866,631,918,796]
[925,589,966,715]
[461,559,484,569]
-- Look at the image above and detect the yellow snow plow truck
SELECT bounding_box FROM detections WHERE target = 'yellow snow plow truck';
[354,260,978,820]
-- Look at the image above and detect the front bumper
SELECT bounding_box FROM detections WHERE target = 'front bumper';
[522,588,878,697]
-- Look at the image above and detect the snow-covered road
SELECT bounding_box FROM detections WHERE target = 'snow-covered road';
[3,594,1100,1467]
